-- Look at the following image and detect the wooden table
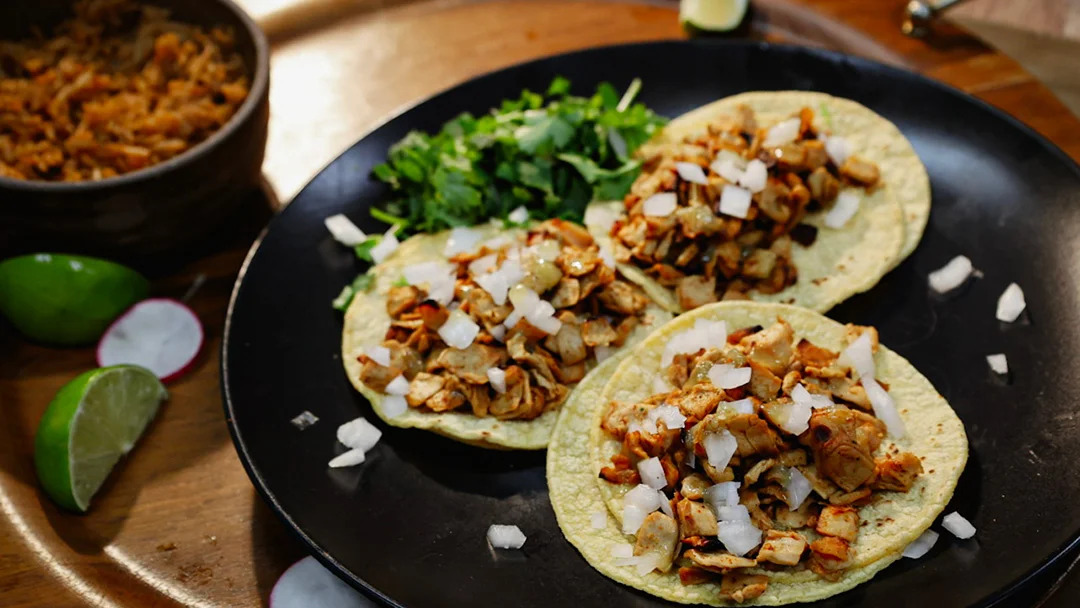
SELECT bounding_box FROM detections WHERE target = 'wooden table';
[2,1,1079,606]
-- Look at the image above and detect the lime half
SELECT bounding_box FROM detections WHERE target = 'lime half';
[680,0,749,32]
[0,253,149,345]
[34,365,168,512]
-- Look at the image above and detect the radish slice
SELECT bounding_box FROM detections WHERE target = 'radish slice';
[97,298,203,383]
[269,556,370,608]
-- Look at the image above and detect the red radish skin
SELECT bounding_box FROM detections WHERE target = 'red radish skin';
[96,298,204,384]
[270,556,372,608]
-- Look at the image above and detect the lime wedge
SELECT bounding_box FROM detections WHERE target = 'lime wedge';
[34,365,168,512]
[680,0,749,32]
[0,253,149,345]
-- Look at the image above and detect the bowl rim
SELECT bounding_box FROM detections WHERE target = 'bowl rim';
[0,0,270,193]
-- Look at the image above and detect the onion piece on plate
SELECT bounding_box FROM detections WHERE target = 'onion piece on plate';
[384,375,409,396]
[645,405,686,434]
[487,524,527,549]
[840,331,876,380]
[327,448,365,468]
[381,395,408,419]
[704,481,740,510]
[269,556,371,608]
[369,227,399,263]
[942,512,977,539]
[823,190,861,228]
[928,255,974,294]
[996,283,1026,322]
[675,162,709,185]
[902,529,940,559]
[822,134,851,167]
[986,353,1008,375]
[487,368,507,393]
[323,214,367,246]
[642,192,677,217]
[336,417,382,452]
[737,159,767,193]
[96,298,203,383]
[365,345,390,367]
[584,204,620,233]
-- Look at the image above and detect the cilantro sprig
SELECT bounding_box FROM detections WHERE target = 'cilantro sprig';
[370,77,665,234]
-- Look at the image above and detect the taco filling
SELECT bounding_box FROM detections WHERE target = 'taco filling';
[356,219,655,421]
[611,105,882,310]
[596,319,921,602]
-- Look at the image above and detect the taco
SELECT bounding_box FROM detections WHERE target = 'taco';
[342,219,672,449]
[585,91,929,314]
[548,301,967,605]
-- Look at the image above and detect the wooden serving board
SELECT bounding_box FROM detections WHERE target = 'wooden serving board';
[2,1,1078,606]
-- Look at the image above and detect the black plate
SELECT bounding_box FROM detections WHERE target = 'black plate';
[223,41,1080,607]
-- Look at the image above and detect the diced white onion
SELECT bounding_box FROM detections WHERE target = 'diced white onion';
[841,331,876,380]
[718,184,752,219]
[928,255,974,294]
[328,448,365,468]
[481,235,512,251]
[792,384,834,409]
[778,399,811,435]
[610,542,634,559]
[642,192,678,217]
[591,511,607,530]
[783,467,813,510]
[763,118,801,148]
[369,227,400,263]
[594,345,616,363]
[382,395,408,418]
[675,161,709,185]
[487,368,507,393]
[687,450,696,469]
[707,364,751,389]
[942,512,977,539]
[384,375,410,396]
[646,405,687,433]
[529,239,561,263]
[438,309,480,350]
[444,226,484,256]
[863,378,906,438]
[652,376,672,395]
[637,457,667,490]
[737,159,767,193]
[715,504,751,523]
[508,206,529,224]
[726,398,755,415]
[823,134,851,167]
[903,529,940,559]
[622,504,649,535]
[475,258,524,306]
[986,353,1008,375]
[657,491,674,518]
[824,190,861,229]
[703,430,738,470]
[584,205,620,233]
[704,481,741,509]
[323,214,367,246]
[336,417,382,452]
[996,283,1026,322]
[487,524,527,549]
[489,324,506,343]
[710,149,747,183]
[716,520,762,557]
[468,254,499,276]
[599,243,616,269]
[366,345,391,367]
[508,288,561,335]
[660,320,726,367]
[633,553,659,575]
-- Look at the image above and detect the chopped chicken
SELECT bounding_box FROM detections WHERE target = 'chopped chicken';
[598,281,649,315]
[757,530,807,566]
[679,473,711,500]
[806,407,884,491]
[816,505,859,542]
[684,550,757,573]
[634,512,680,573]
[676,275,717,310]
[582,318,618,347]
[435,344,506,383]
[808,536,851,580]
[838,155,880,186]
[549,277,581,308]
[405,372,445,407]
[677,498,719,538]
[386,285,421,317]
[738,319,794,375]
[719,573,769,603]
[871,452,924,492]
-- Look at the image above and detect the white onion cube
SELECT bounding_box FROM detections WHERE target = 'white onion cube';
[508,206,529,224]
[328,448,365,468]
[708,364,751,389]
[384,375,409,396]
[928,255,974,294]
[996,283,1026,322]
[438,310,480,350]
[382,395,408,418]
[763,118,801,148]
[487,524,527,549]
[369,228,400,263]
[942,512,977,539]
[986,354,1008,375]
[324,214,367,246]
[737,159,767,193]
[718,185,752,219]
[675,162,709,185]
[642,192,677,217]
[903,529,940,559]
[487,368,507,393]
[703,430,738,470]
[637,457,667,490]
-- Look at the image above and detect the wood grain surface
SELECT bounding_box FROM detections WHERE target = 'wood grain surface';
[2,1,1079,606]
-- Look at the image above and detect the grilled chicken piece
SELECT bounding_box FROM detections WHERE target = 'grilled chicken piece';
[599,453,641,485]
[634,512,680,573]
[549,277,581,309]
[774,500,818,530]
[435,343,506,384]
[676,275,717,310]
[358,340,422,391]
[778,449,808,468]
[460,382,491,417]
[582,318,617,347]
[405,372,445,407]
[601,400,653,440]
[625,427,682,460]
[806,166,840,203]
[720,573,769,603]
[712,241,742,279]
[555,361,586,384]
[827,376,872,410]
[537,218,593,249]
[580,262,616,300]
[678,567,715,586]
[544,316,587,365]
[677,498,719,538]
[806,407,886,491]
[871,452,923,492]
[680,473,712,500]
[741,249,779,280]
[802,139,828,171]
[666,383,726,420]
[675,205,724,238]
[747,360,782,401]
[808,536,851,580]
[426,376,467,412]
[739,320,794,376]
[757,530,807,566]
[727,414,781,457]
[829,487,872,506]
[386,285,421,316]
[816,505,859,542]
[838,155,880,186]
[684,550,757,573]
[743,458,777,485]
[794,338,838,369]
[740,488,773,530]
[598,281,648,315]
[489,365,528,418]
